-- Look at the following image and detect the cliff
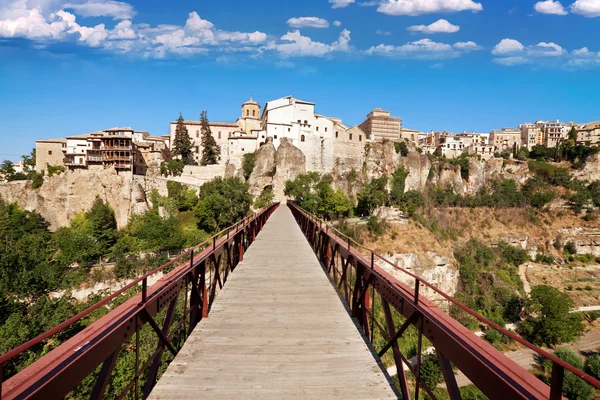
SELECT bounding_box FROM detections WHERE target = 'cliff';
[0,169,149,230]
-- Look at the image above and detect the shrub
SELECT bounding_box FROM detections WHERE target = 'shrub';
[419,354,443,390]
[542,348,595,400]
[367,215,387,238]
[564,241,578,255]
[242,152,256,181]
[585,354,600,380]
[47,165,66,177]
[30,171,44,189]
[498,242,530,266]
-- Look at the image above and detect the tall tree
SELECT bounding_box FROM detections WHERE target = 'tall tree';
[86,197,117,252]
[200,111,220,166]
[172,113,194,164]
[21,149,36,175]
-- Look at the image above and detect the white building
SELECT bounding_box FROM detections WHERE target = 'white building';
[538,120,569,148]
[519,123,542,149]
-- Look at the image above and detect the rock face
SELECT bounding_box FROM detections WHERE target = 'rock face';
[559,228,600,256]
[364,141,397,180]
[400,152,431,193]
[248,138,277,197]
[573,153,600,182]
[0,169,148,230]
[468,159,531,194]
[376,251,459,307]
[273,138,306,201]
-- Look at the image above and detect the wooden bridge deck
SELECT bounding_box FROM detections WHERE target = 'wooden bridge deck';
[150,206,397,399]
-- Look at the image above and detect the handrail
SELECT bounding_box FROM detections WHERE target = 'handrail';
[289,201,600,391]
[0,206,271,367]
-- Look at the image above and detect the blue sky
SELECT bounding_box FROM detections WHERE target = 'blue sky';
[1,0,599,160]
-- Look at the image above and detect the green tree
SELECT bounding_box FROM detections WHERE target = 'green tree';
[390,166,407,205]
[585,354,600,380]
[254,187,274,209]
[394,141,409,156]
[86,197,117,252]
[194,177,252,232]
[356,177,388,216]
[172,113,194,164]
[21,149,36,175]
[242,151,256,181]
[419,354,444,390]
[0,160,15,179]
[520,285,585,347]
[200,111,220,166]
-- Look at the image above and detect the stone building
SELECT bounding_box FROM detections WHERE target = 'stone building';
[576,121,600,145]
[489,129,522,151]
[359,108,402,141]
[519,123,542,150]
[539,120,569,148]
[35,138,66,172]
[236,96,262,134]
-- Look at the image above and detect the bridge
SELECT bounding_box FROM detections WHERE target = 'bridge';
[1,203,600,399]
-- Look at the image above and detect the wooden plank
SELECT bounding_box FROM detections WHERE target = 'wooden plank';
[149,206,396,400]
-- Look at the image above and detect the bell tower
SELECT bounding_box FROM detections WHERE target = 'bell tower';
[239,95,262,133]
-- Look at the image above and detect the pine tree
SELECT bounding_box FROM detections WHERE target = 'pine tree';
[172,113,194,164]
[200,111,220,166]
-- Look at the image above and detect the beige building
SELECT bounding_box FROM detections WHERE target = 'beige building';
[399,128,421,144]
[236,97,262,134]
[359,108,402,141]
[519,123,542,149]
[170,120,239,164]
[490,129,522,151]
[35,138,67,172]
[576,121,600,145]
[539,120,569,148]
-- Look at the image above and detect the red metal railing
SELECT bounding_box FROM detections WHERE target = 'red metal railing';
[289,202,600,400]
[0,203,279,400]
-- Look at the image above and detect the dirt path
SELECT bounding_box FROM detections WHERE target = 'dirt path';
[519,263,532,295]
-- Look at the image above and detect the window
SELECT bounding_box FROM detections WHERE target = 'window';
[325,127,328,132]
[241,148,245,151]
[359,135,362,142]
[297,120,301,124]
[304,120,307,125]
[196,146,199,153]
[252,110,255,117]
[274,135,278,139]
[316,127,319,132]
[262,135,265,139]
[301,135,305,142]
[48,151,52,155]
[335,132,339,139]
[218,131,222,139]
[349,134,353,141]
[246,110,249,116]
[288,128,291,132]
[196,130,199,138]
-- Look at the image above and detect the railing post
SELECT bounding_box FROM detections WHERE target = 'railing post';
[550,363,565,400]
[141,278,147,304]
[414,278,420,305]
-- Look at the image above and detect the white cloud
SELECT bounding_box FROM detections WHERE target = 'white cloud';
[268,29,351,57]
[275,60,295,68]
[492,38,524,55]
[529,41,564,56]
[107,19,136,39]
[217,31,267,44]
[407,19,459,34]
[376,29,391,35]
[453,41,482,51]
[377,0,483,16]
[185,11,213,32]
[573,46,591,56]
[330,0,355,8]
[570,0,600,17]
[333,20,342,26]
[534,0,568,15]
[63,1,135,20]
[493,56,528,66]
[287,17,329,28]
[367,38,460,59]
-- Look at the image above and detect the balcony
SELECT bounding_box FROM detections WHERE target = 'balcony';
[113,163,132,170]
[104,156,132,162]
[87,156,103,162]
[103,146,132,151]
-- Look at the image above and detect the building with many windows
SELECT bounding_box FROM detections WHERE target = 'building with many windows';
[359,108,402,141]
[519,123,542,149]
[490,129,522,151]
[35,138,67,172]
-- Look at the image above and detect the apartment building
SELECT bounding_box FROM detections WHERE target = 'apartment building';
[490,129,522,151]
[35,138,67,172]
[576,121,600,145]
[519,123,542,149]
[539,120,569,148]
[359,108,402,141]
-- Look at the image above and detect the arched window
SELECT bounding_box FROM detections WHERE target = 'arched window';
[301,135,305,142]
[246,110,249,116]
[252,110,256,117]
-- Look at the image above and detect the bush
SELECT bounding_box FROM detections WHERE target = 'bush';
[498,242,530,266]
[394,141,409,157]
[30,171,44,189]
[585,354,600,380]
[564,241,578,255]
[367,215,387,238]
[254,187,274,209]
[160,160,184,177]
[47,165,66,177]
[542,348,595,400]
[419,354,443,390]
[483,329,511,347]
[535,253,554,264]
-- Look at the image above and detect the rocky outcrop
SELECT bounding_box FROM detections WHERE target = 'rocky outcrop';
[248,138,277,197]
[0,169,148,230]
[376,251,459,306]
[573,153,600,182]
[468,159,530,194]
[400,152,431,192]
[273,138,306,200]
[559,228,600,256]
[373,206,408,224]
[364,141,397,180]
